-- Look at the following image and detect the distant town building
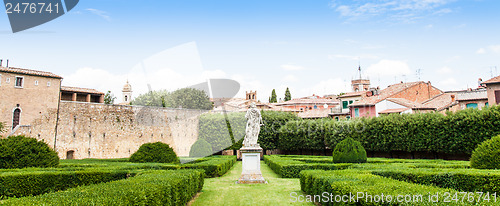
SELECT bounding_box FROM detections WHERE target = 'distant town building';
[122,80,132,104]
[60,86,104,103]
[482,75,500,105]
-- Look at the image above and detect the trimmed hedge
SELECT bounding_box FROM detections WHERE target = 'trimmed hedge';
[182,155,236,177]
[0,135,59,169]
[277,106,500,156]
[470,135,500,169]
[198,111,299,151]
[0,169,130,199]
[130,142,180,164]
[189,139,213,157]
[264,155,351,178]
[300,170,496,206]
[372,168,500,194]
[3,169,204,206]
[332,138,367,163]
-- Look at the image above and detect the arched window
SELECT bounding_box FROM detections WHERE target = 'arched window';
[12,108,21,129]
[125,95,128,102]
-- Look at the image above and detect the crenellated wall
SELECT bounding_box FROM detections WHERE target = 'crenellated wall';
[13,101,208,159]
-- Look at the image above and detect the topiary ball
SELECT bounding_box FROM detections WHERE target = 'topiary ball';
[332,138,367,163]
[470,135,500,169]
[189,139,213,157]
[0,135,59,169]
[129,142,180,164]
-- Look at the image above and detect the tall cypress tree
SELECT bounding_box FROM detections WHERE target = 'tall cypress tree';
[270,89,277,103]
[284,87,292,101]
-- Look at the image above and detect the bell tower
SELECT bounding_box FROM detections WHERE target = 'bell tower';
[122,80,132,104]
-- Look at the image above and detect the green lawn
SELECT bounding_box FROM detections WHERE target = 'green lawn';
[191,161,314,206]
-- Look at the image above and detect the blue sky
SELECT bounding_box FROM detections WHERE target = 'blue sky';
[1,0,500,102]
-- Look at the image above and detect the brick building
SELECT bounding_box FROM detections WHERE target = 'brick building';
[482,75,500,105]
[0,67,62,134]
[349,81,443,118]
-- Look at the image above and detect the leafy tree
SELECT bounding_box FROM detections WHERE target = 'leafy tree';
[332,138,367,163]
[131,90,170,107]
[103,91,116,104]
[170,88,212,110]
[270,89,277,103]
[284,87,292,101]
[189,139,213,157]
[470,135,500,169]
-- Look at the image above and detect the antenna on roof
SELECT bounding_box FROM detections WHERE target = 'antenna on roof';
[416,69,422,81]
[358,57,362,79]
[6,59,9,67]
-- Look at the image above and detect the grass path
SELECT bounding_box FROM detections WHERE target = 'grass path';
[191,161,314,206]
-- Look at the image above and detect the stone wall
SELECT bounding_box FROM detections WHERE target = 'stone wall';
[13,101,208,159]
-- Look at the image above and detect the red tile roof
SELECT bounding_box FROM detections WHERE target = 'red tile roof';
[482,75,500,84]
[61,86,104,95]
[0,66,62,79]
[386,98,424,108]
[350,81,426,106]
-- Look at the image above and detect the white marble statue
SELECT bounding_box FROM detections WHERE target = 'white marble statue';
[243,103,263,147]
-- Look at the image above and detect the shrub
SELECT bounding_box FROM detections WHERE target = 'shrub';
[332,138,367,163]
[4,170,204,206]
[264,155,351,178]
[189,139,213,157]
[129,142,180,164]
[182,155,237,177]
[470,135,500,169]
[0,135,59,169]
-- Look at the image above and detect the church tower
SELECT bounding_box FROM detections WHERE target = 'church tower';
[351,66,370,92]
[122,80,132,104]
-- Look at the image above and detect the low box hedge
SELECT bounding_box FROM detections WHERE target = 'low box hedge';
[372,168,500,193]
[264,155,351,178]
[0,169,130,199]
[300,170,497,206]
[3,169,204,206]
[182,155,236,177]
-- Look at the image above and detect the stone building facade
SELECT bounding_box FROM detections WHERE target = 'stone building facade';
[0,67,62,134]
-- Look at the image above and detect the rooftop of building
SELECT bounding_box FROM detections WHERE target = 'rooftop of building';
[482,75,500,84]
[61,86,104,95]
[350,81,436,106]
[0,66,63,79]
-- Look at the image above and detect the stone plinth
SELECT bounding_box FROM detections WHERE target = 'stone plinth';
[237,146,267,184]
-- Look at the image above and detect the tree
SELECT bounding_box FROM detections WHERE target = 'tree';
[131,90,170,107]
[170,88,212,110]
[284,87,292,101]
[270,89,277,103]
[103,91,116,105]
[0,122,4,134]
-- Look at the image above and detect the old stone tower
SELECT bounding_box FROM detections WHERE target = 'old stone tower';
[122,80,132,104]
[246,90,257,100]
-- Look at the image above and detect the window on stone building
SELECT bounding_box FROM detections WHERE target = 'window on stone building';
[34,80,38,86]
[466,103,478,109]
[47,81,51,87]
[342,101,348,109]
[6,77,10,83]
[346,116,351,120]
[354,108,360,117]
[15,76,24,88]
[485,102,489,107]
[334,116,339,121]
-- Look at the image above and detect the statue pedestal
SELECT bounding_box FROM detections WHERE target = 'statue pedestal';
[237,146,267,184]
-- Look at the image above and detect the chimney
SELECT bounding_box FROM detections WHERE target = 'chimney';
[451,94,456,102]
[6,59,8,67]
[0,59,2,67]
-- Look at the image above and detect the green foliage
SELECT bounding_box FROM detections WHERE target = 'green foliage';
[275,105,500,156]
[0,122,4,134]
[0,169,129,199]
[169,88,213,110]
[103,91,116,104]
[470,135,500,169]
[182,155,237,177]
[0,135,59,169]
[264,155,351,178]
[129,142,180,164]
[189,139,213,157]
[131,89,170,107]
[4,170,204,206]
[299,170,488,206]
[284,87,291,101]
[198,111,299,151]
[373,168,500,194]
[270,89,277,103]
[332,138,367,163]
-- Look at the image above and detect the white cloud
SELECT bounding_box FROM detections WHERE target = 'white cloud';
[435,77,459,91]
[282,75,298,83]
[86,8,111,21]
[476,48,486,54]
[489,45,500,53]
[331,0,455,22]
[437,66,452,74]
[281,64,305,71]
[365,59,411,77]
